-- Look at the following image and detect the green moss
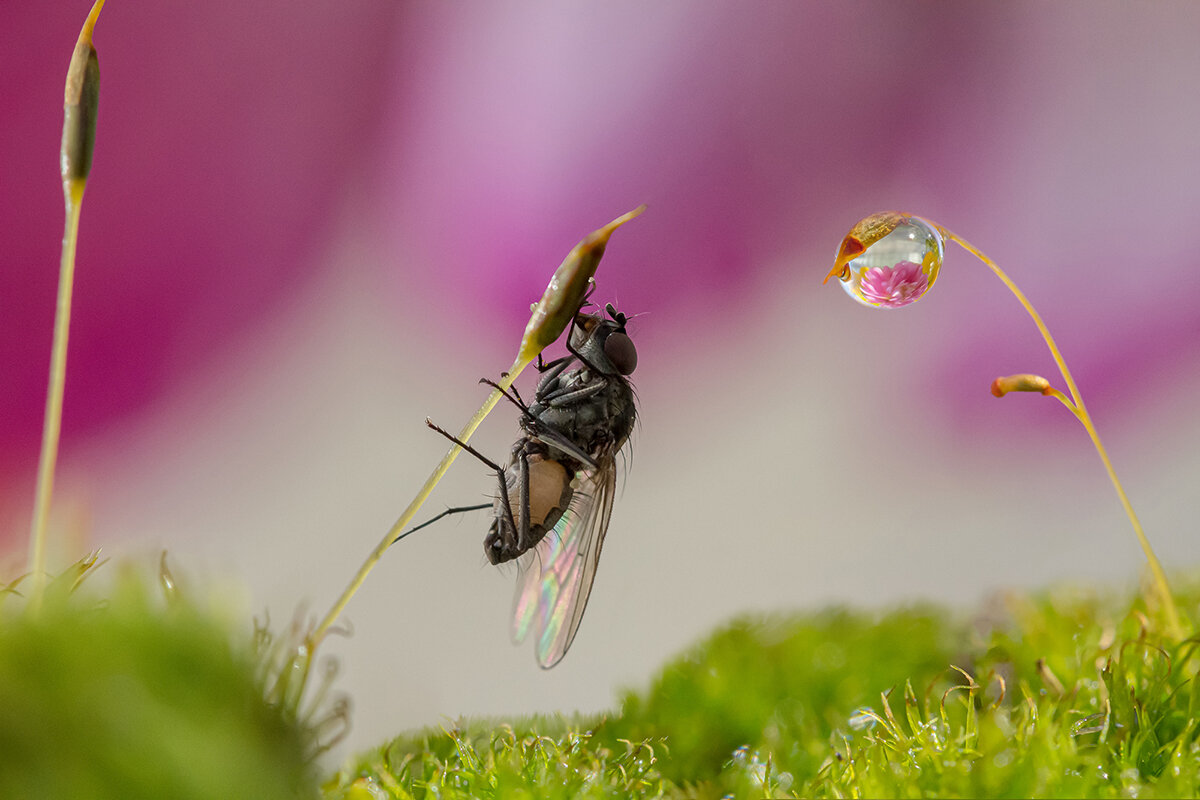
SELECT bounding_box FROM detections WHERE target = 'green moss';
[0,567,314,800]
[330,581,1200,799]
[5,560,1194,798]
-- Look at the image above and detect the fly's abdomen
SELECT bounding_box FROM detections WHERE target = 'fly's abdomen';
[485,453,574,564]
[512,455,572,530]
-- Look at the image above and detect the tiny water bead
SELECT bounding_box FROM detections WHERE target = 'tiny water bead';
[848,706,879,731]
[825,212,945,309]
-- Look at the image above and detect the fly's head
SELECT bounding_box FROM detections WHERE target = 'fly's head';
[569,303,637,377]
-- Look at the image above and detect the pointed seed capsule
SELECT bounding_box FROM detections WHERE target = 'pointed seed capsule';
[61,1,105,186]
[517,206,645,363]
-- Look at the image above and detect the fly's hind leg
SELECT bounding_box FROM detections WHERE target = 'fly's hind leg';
[515,444,534,554]
[424,419,522,550]
[392,502,492,546]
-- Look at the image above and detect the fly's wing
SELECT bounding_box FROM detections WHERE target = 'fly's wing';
[511,457,617,669]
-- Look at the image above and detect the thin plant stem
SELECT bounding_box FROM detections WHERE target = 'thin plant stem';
[940,228,1183,638]
[28,187,84,602]
[305,358,529,652]
[29,0,106,607]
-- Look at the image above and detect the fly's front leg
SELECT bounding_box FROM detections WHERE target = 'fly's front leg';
[535,356,573,396]
[537,352,574,375]
[564,328,605,375]
[491,460,521,553]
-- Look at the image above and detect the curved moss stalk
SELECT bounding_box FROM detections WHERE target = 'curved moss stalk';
[940,227,1182,639]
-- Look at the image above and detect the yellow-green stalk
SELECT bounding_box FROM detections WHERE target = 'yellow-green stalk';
[29,0,106,607]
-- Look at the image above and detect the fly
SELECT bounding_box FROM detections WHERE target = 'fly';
[407,303,638,668]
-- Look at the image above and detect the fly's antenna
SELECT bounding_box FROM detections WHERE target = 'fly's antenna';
[607,303,628,328]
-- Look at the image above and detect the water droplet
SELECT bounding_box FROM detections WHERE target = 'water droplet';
[829,213,944,309]
[848,706,878,730]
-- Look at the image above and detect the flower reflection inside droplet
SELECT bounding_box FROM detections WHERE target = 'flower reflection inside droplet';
[833,214,944,309]
[859,260,929,307]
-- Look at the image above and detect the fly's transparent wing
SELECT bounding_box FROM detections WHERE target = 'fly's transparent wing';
[511,458,617,669]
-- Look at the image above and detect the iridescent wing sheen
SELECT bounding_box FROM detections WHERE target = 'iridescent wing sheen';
[511,455,617,669]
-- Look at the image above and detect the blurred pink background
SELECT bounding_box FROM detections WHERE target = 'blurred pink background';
[4,1,1200,760]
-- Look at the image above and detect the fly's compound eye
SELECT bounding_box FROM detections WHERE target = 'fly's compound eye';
[604,331,637,375]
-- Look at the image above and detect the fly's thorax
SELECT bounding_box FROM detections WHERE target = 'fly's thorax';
[532,373,636,458]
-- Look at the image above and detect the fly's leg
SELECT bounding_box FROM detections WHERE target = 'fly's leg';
[481,373,603,418]
[476,381,599,470]
[425,418,504,471]
[507,382,526,407]
[483,372,538,407]
[515,445,534,553]
[534,290,595,376]
[540,375,607,409]
[392,502,492,546]
[424,419,521,547]
[532,287,593,374]
[564,328,605,375]
[535,356,573,397]
[480,377,529,411]
[537,352,574,374]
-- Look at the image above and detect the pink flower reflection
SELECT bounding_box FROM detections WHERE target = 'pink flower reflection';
[859,261,928,308]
